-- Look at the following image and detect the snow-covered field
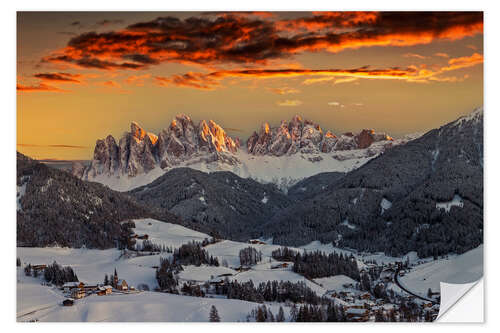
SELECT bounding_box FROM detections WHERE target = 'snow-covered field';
[17,267,287,322]
[314,275,357,291]
[133,218,211,249]
[400,245,483,296]
[17,218,483,322]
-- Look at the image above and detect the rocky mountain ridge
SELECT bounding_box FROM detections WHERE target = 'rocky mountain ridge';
[74,114,398,190]
[247,115,393,156]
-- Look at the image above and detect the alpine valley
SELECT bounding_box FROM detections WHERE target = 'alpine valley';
[17,108,483,322]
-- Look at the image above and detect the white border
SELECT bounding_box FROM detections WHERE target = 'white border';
[3,1,498,332]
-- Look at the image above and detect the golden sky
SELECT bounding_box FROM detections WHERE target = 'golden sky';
[17,11,483,160]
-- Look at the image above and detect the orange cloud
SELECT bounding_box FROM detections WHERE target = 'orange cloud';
[276,99,303,107]
[267,87,300,95]
[97,80,121,88]
[155,52,483,90]
[334,77,359,85]
[442,52,483,71]
[403,53,426,59]
[155,67,418,90]
[435,52,450,58]
[124,74,151,86]
[16,83,68,93]
[39,12,483,72]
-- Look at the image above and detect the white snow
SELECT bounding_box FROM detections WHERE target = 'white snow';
[314,275,357,291]
[17,268,287,322]
[17,216,483,322]
[178,265,237,283]
[380,198,392,214]
[17,183,27,211]
[132,218,211,249]
[400,245,483,297]
[84,135,416,192]
[436,194,464,212]
[341,219,357,230]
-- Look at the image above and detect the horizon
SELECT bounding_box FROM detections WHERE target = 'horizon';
[17,11,483,160]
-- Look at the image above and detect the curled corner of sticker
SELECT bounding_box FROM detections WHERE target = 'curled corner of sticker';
[436,278,483,321]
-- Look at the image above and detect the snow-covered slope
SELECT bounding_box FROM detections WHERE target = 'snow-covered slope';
[17,265,288,322]
[400,245,483,297]
[17,218,483,322]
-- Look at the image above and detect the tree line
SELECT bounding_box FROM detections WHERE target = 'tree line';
[271,247,360,280]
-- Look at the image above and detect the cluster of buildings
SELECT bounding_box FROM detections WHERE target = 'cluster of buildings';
[61,276,132,306]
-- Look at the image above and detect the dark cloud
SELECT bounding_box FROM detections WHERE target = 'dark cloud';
[96,19,125,26]
[41,12,482,73]
[34,72,82,83]
[16,83,67,93]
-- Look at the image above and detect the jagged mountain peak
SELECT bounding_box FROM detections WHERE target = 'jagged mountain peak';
[247,115,393,156]
[76,112,405,191]
[79,115,241,181]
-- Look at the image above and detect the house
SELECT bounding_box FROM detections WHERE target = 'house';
[62,298,74,306]
[116,279,128,291]
[346,308,369,321]
[209,277,226,286]
[83,284,99,292]
[271,263,289,269]
[71,289,85,299]
[32,264,47,273]
[97,285,113,296]
[62,281,85,293]
[248,239,266,245]
[360,292,372,300]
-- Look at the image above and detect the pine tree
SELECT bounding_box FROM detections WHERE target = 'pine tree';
[256,306,266,322]
[209,305,220,322]
[277,306,285,322]
[289,303,298,321]
[16,257,21,267]
[104,274,109,286]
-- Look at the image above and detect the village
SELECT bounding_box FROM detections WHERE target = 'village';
[15,219,462,322]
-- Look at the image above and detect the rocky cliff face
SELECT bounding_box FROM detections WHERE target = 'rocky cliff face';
[247,115,393,156]
[80,115,240,180]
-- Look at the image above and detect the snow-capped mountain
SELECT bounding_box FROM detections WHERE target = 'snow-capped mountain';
[247,115,393,156]
[74,114,413,191]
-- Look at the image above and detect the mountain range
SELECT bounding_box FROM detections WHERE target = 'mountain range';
[73,115,410,191]
[18,108,483,258]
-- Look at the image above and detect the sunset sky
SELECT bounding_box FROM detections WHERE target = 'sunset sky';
[17,11,483,160]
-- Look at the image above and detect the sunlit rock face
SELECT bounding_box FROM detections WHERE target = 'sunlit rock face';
[246,115,393,156]
[78,115,241,179]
